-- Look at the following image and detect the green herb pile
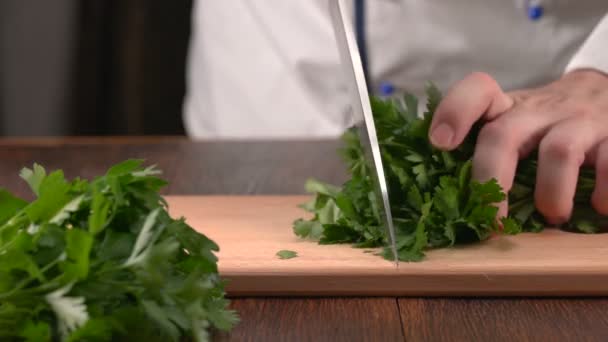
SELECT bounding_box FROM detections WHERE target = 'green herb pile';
[0,160,237,341]
[293,85,605,261]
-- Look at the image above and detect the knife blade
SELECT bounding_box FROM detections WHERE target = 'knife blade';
[329,0,399,266]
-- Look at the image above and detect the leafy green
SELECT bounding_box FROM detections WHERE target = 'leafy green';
[294,85,603,261]
[0,190,27,225]
[0,160,238,341]
[276,250,298,260]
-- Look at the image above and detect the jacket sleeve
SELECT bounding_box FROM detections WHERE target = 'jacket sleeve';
[565,13,608,75]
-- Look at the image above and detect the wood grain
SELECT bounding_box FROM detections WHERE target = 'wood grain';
[0,136,186,146]
[0,140,347,199]
[214,298,404,342]
[399,298,608,342]
[166,195,608,296]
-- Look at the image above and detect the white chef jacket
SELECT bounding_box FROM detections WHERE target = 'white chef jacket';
[183,1,608,139]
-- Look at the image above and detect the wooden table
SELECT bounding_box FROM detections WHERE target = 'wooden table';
[1,137,607,341]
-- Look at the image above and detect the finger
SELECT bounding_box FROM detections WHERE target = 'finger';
[429,72,514,150]
[591,139,608,215]
[535,117,599,224]
[472,113,545,218]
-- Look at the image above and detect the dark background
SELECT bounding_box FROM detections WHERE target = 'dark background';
[0,0,193,136]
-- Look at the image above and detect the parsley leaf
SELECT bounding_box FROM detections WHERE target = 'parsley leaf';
[294,85,601,261]
[0,160,238,341]
[276,250,298,259]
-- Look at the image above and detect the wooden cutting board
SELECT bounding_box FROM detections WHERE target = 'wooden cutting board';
[165,196,608,297]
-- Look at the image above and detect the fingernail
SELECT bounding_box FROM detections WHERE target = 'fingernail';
[497,201,508,219]
[430,123,454,148]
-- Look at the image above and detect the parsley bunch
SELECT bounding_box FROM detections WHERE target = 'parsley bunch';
[0,160,237,341]
[294,85,605,261]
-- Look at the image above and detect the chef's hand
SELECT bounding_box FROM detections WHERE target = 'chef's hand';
[428,70,608,224]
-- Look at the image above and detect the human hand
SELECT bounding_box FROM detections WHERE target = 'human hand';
[428,70,608,224]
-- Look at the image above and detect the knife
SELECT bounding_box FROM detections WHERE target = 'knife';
[329,0,399,266]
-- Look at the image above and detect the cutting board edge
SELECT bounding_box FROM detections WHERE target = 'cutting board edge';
[220,273,608,297]
[218,266,608,275]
